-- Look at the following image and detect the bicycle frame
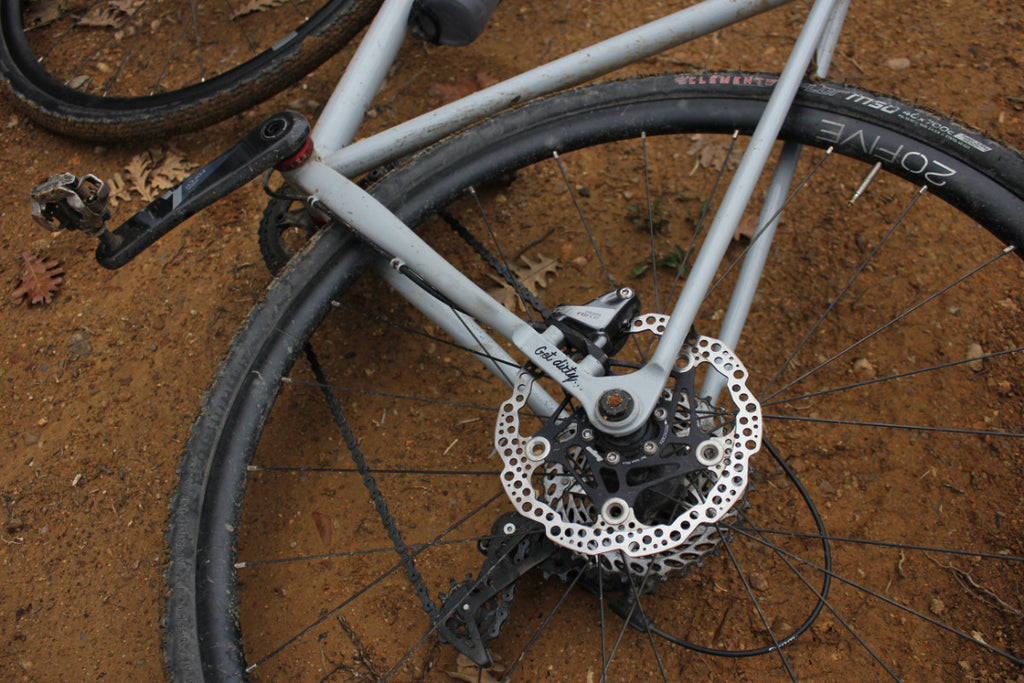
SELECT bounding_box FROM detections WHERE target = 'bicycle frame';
[280,0,851,435]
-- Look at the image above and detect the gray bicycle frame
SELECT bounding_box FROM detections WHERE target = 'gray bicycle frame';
[281,0,851,435]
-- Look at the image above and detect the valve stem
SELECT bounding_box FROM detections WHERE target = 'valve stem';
[848,161,882,205]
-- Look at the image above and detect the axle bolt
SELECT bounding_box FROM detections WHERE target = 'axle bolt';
[598,389,634,421]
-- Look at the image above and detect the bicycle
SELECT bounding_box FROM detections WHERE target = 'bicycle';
[18,0,1024,679]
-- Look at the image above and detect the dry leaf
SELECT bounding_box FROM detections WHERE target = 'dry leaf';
[311,511,333,548]
[447,653,503,683]
[232,0,285,18]
[77,5,123,26]
[11,251,64,305]
[733,214,758,241]
[23,0,63,28]
[78,0,141,26]
[687,134,743,173]
[487,254,560,311]
[516,254,560,293]
[108,148,195,207]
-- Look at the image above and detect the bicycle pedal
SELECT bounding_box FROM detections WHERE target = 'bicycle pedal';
[30,111,312,270]
[30,172,120,249]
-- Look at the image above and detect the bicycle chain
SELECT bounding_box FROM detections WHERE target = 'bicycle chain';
[439,209,551,318]
[303,346,439,620]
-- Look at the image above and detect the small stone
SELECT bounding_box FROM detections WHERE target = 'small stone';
[853,357,876,379]
[886,57,911,70]
[749,572,768,592]
[966,342,984,372]
[67,332,92,359]
[930,597,945,615]
[997,298,1019,312]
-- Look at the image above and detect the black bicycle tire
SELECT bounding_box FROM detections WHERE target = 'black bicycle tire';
[0,0,381,140]
[165,72,1024,680]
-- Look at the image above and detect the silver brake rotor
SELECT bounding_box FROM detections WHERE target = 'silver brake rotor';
[494,320,761,576]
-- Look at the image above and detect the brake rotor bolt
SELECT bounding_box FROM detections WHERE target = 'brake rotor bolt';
[581,428,595,442]
[606,451,621,465]
[643,441,658,455]
[653,407,668,422]
[503,522,516,535]
[462,603,471,612]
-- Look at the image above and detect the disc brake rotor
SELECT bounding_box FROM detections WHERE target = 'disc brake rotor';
[494,321,762,577]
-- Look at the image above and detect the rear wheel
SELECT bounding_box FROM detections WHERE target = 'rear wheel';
[0,0,380,139]
[167,73,1024,680]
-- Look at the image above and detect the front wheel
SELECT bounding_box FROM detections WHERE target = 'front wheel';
[0,0,380,139]
[166,73,1024,680]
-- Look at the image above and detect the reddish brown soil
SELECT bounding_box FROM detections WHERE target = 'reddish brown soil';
[1,0,1022,680]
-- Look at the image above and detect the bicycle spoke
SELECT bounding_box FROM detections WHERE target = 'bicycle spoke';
[763,245,1017,404]
[761,344,1024,409]
[731,510,900,680]
[764,413,1024,438]
[719,532,797,680]
[760,186,926,397]
[727,525,1024,666]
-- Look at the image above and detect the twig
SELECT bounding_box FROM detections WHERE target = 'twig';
[925,553,1023,618]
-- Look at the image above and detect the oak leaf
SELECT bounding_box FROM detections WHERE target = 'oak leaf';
[11,251,64,305]
[109,148,195,207]
[487,254,560,311]
[78,0,141,26]
[447,653,503,683]
[232,0,285,18]
[687,134,744,173]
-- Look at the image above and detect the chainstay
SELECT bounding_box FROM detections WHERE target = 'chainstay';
[302,344,438,619]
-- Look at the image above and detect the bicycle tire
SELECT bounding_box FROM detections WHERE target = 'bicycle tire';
[0,0,381,140]
[167,72,1024,680]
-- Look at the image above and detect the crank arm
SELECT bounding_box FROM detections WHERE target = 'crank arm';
[76,112,309,269]
[98,111,310,269]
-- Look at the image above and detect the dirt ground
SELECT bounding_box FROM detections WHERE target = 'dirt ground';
[1,0,1023,680]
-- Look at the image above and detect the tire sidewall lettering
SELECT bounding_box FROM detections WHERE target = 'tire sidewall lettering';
[816,118,957,187]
